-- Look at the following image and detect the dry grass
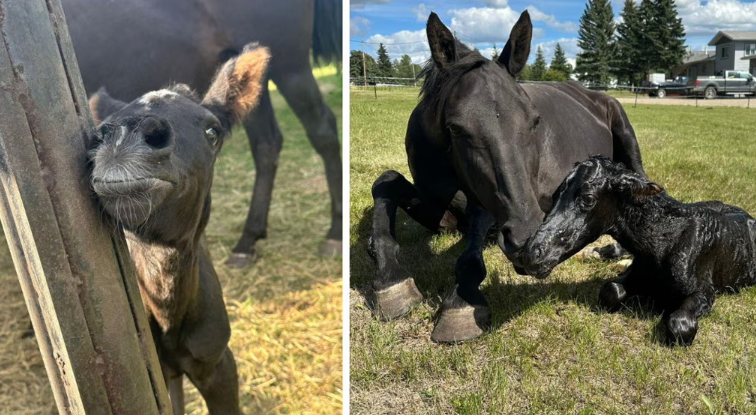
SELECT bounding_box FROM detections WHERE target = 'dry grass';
[350,86,756,414]
[0,69,342,414]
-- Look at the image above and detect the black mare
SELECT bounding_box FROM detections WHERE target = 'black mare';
[368,11,645,342]
[62,0,343,267]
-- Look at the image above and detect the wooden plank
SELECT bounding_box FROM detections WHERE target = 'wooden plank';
[0,0,171,413]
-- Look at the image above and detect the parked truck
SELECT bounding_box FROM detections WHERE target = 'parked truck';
[687,71,756,99]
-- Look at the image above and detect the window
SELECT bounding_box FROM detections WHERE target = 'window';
[747,44,756,56]
[721,47,729,58]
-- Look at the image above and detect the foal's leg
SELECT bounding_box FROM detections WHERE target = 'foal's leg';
[274,68,342,256]
[665,288,715,346]
[369,170,455,320]
[432,203,494,343]
[598,263,649,311]
[227,86,284,268]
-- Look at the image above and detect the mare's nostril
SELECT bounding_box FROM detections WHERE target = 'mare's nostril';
[534,246,543,259]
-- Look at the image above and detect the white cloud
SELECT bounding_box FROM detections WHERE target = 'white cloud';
[351,16,371,37]
[350,0,392,9]
[413,3,430,22]
[479,0,510,6]
[365,29,429,64]
[526,6,579,33]
[676,0,756,37]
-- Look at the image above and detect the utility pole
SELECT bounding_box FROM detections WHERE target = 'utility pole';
[362,41,368,86]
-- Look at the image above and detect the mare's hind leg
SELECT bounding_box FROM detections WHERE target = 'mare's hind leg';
[184,347,241,415]
[227,86,283,268]
[432,203,494,343]
[369,170,456,320]
[273,68,342,256]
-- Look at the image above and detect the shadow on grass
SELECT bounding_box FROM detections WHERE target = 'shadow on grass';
[351,206,675,341]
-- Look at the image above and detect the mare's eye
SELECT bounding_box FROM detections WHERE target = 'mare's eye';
[205,127,219,146]
[447,125,464,136]
[579,194,597,210]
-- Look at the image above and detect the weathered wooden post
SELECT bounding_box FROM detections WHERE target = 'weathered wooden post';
[0,1,171,414]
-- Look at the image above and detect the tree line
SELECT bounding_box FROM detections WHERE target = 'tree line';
[576,0,686,86]
[349,44,423,80]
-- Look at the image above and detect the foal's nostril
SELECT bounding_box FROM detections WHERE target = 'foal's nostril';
[140,117,172,150]
[533,246,543,259]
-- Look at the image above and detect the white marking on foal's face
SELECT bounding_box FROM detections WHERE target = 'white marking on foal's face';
[116,125,128,147]
[137,89,180,107]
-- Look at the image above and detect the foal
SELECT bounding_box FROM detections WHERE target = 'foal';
[521,156,756,345]
[89,44,270,414]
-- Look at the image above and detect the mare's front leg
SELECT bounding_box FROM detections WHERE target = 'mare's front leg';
[665,289,715,346]
[432,203,494,343]
[369,170,456,320]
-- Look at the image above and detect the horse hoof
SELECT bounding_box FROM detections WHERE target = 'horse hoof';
[318,239,343,257]
[577,247,601,260]
[373,278,423,320]
[431,303,490,343]
[616,259,633,272]
[225,252,257,269]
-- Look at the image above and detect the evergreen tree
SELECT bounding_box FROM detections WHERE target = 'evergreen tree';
[519,63,532,81]
[616,0,645,84]
[394,54,416,79]
[543,69,569,82]
[637,0,660,75]
[376,43,393,77]
[349,50,377,81]
[491,43,500,61]
[652,0,686,76]
[550,43,573,79]
[575,0,617,85]
[531,46,548,81]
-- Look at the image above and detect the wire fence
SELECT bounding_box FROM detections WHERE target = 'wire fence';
[350,77,754,108]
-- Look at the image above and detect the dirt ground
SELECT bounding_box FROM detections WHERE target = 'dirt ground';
[617,96,756,108]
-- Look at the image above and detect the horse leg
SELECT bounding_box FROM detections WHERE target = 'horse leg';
[369,170,455,320]
[184,347,241,415]
[609,99,646,177]
[273,68,342,256]
[432,203,494,343]
[664,288,715,346]
[226,86,283,268]
[161,360,185,415]
[598,263,649,311]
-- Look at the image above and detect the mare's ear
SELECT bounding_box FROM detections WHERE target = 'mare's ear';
[614,174,663,198]
[498,11,532,77]
[89,88,127,125]
[201,43,271,129]
[427,12,457,69]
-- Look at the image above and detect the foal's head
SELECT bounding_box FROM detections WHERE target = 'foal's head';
[89,44,270,242]
[521,156,662,279]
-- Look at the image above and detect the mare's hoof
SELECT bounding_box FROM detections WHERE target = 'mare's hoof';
[577,247,601,260]
[432,287,490,343]
[319,239,343,257]
[373,278,423,320]
[431,303,490,343]
[225,252,257,269]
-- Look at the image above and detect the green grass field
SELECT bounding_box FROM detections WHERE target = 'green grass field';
[350,87,756,414]
[0,70,342,415]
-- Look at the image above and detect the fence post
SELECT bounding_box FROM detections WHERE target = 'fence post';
[0,1,171,414]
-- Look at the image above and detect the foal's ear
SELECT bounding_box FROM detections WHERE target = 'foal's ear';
[201,43,271,128]
[427,12,457,69]
[88,88,127,125]
[614,175,663,198]
[499,10,532,77]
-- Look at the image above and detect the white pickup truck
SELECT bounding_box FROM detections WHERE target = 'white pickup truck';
[686,71,755,99]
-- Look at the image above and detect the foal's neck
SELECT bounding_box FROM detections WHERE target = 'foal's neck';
[611,195,681,257]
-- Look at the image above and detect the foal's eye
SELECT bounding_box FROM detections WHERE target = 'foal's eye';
[205,127,219,146]
[579,194,597,209]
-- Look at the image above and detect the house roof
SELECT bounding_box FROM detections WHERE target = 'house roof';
[708,31,756,45]
[682,51,715,64]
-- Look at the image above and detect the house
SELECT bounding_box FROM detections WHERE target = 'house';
[673,50,716,78]
[708,31,756,75]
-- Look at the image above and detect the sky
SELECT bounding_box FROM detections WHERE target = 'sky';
[350,0,756,70]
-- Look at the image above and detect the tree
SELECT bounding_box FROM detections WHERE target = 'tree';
[652,0,686,76]
[616,0,645,84]
[575,0,617,85]
[543,69,569,82]
[376,43,393,77]
[550,43,573,79]
[519,63,532,81]
[349,50,377,81]
[530,46,548,81]
[491,43,500,61]
[393,54,416,80]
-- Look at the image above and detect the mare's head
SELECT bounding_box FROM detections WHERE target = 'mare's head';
[521,156,662,279]
[88,44,270,242]
[419,11,543,264]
